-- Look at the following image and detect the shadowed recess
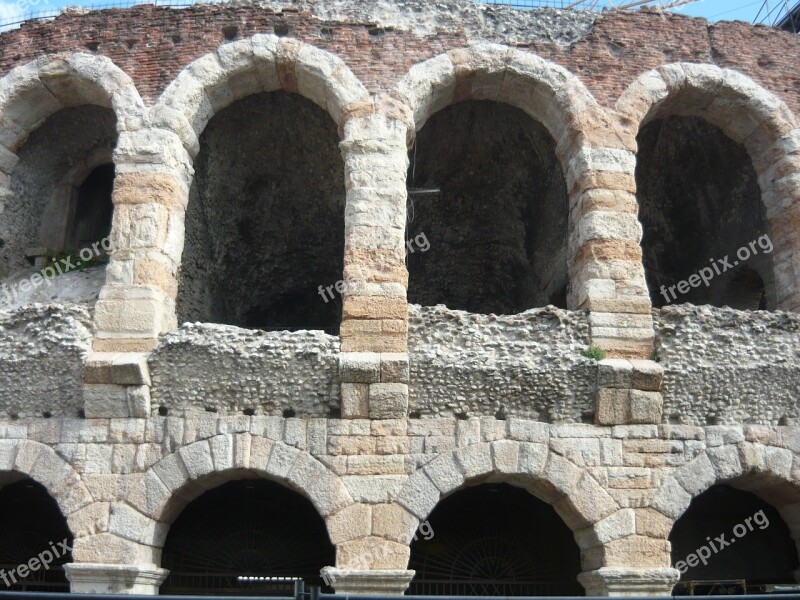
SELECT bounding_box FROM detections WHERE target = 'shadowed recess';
[2,106,117,278]
[637,116,775,310]
[670,484,798,591]
[161,479,335,595]
[177,91,345,334]
[408,483,583,596]
[0,478,73,592]
[406,101,568,314]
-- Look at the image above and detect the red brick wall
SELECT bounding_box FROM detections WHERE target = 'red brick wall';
[1,5,798,113]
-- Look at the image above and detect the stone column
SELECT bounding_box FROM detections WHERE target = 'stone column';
[93,128,191,353]
[338,97,411,419]
[578,567,679,596]
[86,127,190,416]
[65,563,168,595]
[324,532,415,595]
[595,358,664,425]
[567,145,655,360]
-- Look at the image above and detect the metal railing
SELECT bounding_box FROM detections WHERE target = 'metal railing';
[0,585,798,600]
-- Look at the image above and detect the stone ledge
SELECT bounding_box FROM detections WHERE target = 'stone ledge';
[64,563,169,594]
[577,566,680,596]
[85,352,151,386]
[320,567,415,595]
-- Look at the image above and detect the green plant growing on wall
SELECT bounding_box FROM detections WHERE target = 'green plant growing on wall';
[581,345,607,361]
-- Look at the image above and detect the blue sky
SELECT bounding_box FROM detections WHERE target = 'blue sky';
[673,0,776,24]
[0,0,789,30]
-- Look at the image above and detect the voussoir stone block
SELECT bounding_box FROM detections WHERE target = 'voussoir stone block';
[396,471,440,519]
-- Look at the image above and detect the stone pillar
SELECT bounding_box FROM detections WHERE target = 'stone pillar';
[322,568,415,595]
[83,352,152,418]
[338,97,411,419]
[568,145,655,360]
[755,128,800,312]
[65,563,168,595]
[93,128,191,353]
[578,567,679,596]
[595,358,664,425]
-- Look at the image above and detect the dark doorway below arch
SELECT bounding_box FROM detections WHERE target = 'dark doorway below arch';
[670,484,798,594]
[0,478,73,592]
[408,483,583,596]
[161,479,334,596]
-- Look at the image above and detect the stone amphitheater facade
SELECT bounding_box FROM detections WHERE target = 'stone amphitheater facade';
[0,0,799,596]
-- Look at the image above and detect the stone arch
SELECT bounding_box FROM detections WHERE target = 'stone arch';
[0,439,93,533]
[0,53,144,158]
[389,441,619,570]
[651,441,800,568]
[393,44,615,174]
[393,45,618,316]
[616,63,800,310]
[132,434,354,555]
[0,53,142,277]
[154,35,370,158]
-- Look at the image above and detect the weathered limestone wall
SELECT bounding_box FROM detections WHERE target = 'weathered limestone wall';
[0,412,797,595]
[148,324,340,417]
[0,305,93,418]
[408,304,595,421]
[0,1,799,595]
[654,305,800,426]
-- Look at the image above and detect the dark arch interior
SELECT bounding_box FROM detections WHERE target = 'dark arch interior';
[161,479,335,596]
[670,484,798,593]
[408,483,583,596]
[637,116,775,310]
[0,478,73,592]
[2,105,117,277]
[406,101,568,314]
[68,163,115,251]
[177,91,345,333]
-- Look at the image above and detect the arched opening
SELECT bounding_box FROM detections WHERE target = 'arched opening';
[406,100,568,314]
[66,163,115,252]
[670,484,798,594]
[636,116,774,310]
[0,477,73,592]
[176,91,345,334]
[0,105,116,278]
[161,479,334,595]
[408,483,583,596]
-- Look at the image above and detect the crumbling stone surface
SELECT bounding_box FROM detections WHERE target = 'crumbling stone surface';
[0,304,93,418]
[407,304,596,421]
[654,305,800,425]
[257,0,597,46]
[149,323,341,416]
[0,265,105,310]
